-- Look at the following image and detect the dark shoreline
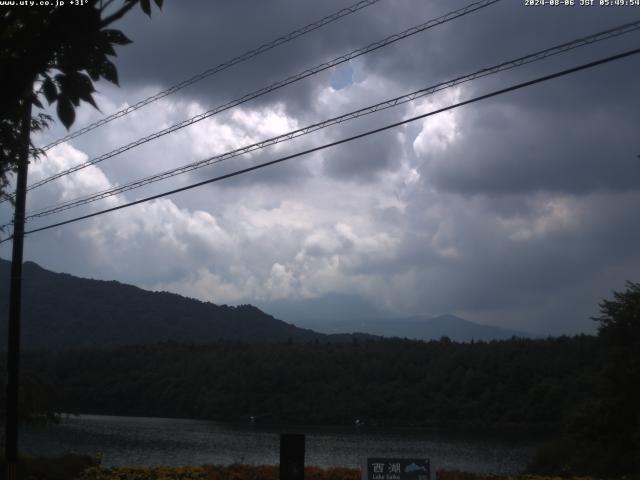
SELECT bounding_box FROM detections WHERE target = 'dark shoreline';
[55,412,552,442]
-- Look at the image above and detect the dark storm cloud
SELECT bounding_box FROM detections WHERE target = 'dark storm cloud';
[421,88,640,196]
[111,0,582,120]
[386,188,640,334]
[8,0,640,338]
[323,126,400,183]
[204,153,315,189]
[104,0,640,196]
[109,0,415,113]
[359,1,638,88]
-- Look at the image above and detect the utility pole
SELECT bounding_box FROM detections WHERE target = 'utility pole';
[5,85,33,480]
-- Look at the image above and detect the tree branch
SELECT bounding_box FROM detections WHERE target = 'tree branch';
[100,1,137,28]
[100,0,118,14]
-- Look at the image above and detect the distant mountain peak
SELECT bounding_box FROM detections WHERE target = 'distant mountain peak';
[285,310,536,342]
[22,260,45,271]
[0,258,534,348]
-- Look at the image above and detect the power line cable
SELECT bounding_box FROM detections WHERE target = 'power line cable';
[38,0,384,152]
[18,0,501,197]
[2,46,635,243]
[20,19,640,221]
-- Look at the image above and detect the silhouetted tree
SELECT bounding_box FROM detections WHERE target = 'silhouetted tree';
[0,0,163,201]
[0,3,164,472]
[18,336,603,429]
[592,281,640,473]
[530,282,640,476]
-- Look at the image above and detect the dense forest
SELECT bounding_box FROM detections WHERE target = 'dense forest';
[1,279,637,476]
[16,336,600,430]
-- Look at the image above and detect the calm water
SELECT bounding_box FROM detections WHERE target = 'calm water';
[21,414,542,473]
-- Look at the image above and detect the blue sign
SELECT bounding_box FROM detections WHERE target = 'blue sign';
[365,458,431,480]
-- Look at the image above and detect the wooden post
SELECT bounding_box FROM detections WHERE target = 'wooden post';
[280,433,305,480]
[5,85,33,480]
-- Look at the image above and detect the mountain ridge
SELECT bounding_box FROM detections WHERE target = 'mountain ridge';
[1,259,535,350]
[0,259,335,350]
[285,312,536,341]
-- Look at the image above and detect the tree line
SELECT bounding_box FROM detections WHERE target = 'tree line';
[13,335,601,430]
[1,282,637,476]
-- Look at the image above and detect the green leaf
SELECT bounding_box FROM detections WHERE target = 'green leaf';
[83,93,99,110]
[101,40,116,57]
[75,83,98,109]
[102,59,119,85]
[56,96,75,130]
[85,53,103,81]
[102,29,132,46]
[42,77,57,105]
[140,0,151,16]
[74,72,96,95]
[56,72,96,108]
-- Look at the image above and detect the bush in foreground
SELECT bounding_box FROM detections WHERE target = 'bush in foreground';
[78,465,360,480]
[77,466,615,480]
[3,458,634,480]
[0,454,99,480]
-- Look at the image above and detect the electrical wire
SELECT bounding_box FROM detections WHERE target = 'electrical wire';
[21,19,640,221]
[19,0,501,197]
[38,0,384,152]
[2,46,635,243]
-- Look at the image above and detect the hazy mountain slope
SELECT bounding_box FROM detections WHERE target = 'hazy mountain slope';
[256,293,388,324]
[0,259,326,350]
[291,314,536,341]
[0,259,532,349]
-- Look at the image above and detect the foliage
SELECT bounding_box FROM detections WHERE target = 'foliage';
[0,459,618,480]
[16,335,601,430]
[79,465,360,480]
[0,0,163,202]
[436,471,597,480]
[0,368,61,425]
[580,281,640,475]
[54,464,608,480]
[0,454,99,480]
[529,282,640,476]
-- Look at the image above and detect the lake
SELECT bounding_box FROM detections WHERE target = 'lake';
[21,414,543,474]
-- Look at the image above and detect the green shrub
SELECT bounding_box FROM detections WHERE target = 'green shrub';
[0,454,100,480]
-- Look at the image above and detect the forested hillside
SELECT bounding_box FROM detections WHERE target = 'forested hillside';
[18,336,601,429]
[0,259,328,349]
[0,260,530,347]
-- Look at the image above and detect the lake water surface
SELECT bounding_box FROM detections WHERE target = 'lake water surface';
[22,414,543,474]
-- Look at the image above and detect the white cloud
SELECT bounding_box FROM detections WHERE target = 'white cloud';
[412,88,462,157]
[6,2,639,337]
[29,143,114,205]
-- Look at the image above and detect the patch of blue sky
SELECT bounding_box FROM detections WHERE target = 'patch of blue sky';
[330,62,354,90]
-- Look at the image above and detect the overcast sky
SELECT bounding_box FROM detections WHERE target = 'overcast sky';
[2,0,639,335]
